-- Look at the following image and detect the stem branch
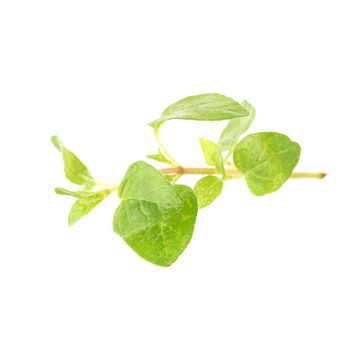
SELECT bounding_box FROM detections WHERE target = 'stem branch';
[154,128,180,166]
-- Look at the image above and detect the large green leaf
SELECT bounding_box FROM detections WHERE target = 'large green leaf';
[113,161,198,266]
[199,138,225,175]
[148,93,249,128]
[51,135,94,187]
[233,132,301,196]
[194,176,223,209]
[218,100,256,152]
[115,185,197,267]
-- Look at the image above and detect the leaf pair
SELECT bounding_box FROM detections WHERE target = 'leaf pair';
[113,161,198,266]
[209,99,301,196]
[52,136,112,225]
[196,133,301,202]
[196,137,226,208]
[193,98,255,207]
[55,188,111,225]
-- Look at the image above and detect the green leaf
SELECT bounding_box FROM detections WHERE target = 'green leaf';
[233,132,301,196]
[113,161,198,266]
[218,100,256,152]
[55,187,98,199]
[199,138,225,175]
[51,135,94,187]
[147,149,173,165]
[68,190,111,226]
[55,187,80,197]
[114,185,197,267]
[194,176,224,209]
[61,149,94,186]
[148,93,249,128]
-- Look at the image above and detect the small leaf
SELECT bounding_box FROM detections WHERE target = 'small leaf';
[55,187,97,199]
[55,187,81,197]
[194,176,223,209]
[61,148,94,186]
[68,190,111,226]
[51,135,94,187]
[233,132,301,196]
[218,100,256,152]
[147,149,173,165]
[199,138,225,175]
[148,93,249,128]
[114,185,198,267]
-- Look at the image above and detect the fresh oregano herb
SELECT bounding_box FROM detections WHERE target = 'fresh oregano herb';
[52,93,326,266]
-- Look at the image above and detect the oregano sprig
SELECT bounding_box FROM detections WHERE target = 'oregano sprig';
[52,93,326,266]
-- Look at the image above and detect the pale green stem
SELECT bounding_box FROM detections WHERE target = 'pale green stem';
[94,168,325,195]
[160,167,327,180]
[154,127,180,167]
[288,172,327,179]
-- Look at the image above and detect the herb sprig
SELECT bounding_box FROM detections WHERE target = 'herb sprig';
[52,93,326,266]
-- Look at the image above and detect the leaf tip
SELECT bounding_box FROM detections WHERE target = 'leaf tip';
[68,220,76,227]
[51,135,63,151]
[68,213,78,227]
[198,137,207,146]
[54,187,62,195]
[147,120,162,129]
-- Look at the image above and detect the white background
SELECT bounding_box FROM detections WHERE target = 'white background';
[1,1,349,349]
